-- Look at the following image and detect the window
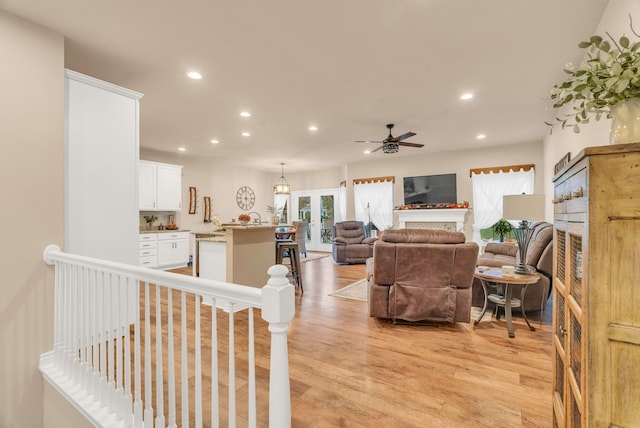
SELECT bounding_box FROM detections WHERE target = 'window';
[470,164,535,243]
[353,177,394,237]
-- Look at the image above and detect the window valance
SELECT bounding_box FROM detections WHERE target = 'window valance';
[469,164,535,177]
[352,176,395,185]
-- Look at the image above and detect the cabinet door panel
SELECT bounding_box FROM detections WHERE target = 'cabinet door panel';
[156,165,182,210]
[157,240,175,266]
[139,162,156,210]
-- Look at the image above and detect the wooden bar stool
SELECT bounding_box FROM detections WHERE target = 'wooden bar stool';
[276,241,303,293]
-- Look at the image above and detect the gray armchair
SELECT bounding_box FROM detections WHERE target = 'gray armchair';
[332,221,377,264]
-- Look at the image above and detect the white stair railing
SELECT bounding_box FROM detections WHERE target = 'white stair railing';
[39,244,294,428]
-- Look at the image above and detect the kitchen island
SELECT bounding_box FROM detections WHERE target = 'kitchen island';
[193,225,278,288]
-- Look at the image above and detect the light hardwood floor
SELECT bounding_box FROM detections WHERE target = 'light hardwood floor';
[164,251,552,427]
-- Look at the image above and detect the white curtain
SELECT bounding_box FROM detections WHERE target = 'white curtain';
[354,180,393,231]
[274,194,288,223]
[471,169,535,243]
[338,184,346,223]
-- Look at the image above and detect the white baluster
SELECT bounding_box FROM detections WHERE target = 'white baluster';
[181,291,189,428]
[108,273,117,415]
[195,294,202,428]
[91,269,100,398]
[143,282,153,425]
[71,264,80,385]
[167,287,177,428]
[155,285,165,427]
[116,275,124,421]
[99,271,108,404]
[123,276,133,427]
[248,307,256,428]
[210,299,219,427]
[133,280,143,428]
[228,302,236,428]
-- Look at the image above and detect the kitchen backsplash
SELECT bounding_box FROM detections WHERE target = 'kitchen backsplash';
[140,211,176,230]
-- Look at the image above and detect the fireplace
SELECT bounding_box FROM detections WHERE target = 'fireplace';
[394,208,468,232]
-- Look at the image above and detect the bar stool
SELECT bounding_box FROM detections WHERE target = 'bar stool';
[276,241,303,293]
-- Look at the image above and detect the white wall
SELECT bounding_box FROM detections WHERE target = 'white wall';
[543,0,640,218]
[0,10,66,428]
[153,140,545,240]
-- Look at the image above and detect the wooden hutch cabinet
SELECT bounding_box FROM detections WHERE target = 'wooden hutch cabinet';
[552,143,640,427]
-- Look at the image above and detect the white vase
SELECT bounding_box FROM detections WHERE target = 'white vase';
[609,98,640,145]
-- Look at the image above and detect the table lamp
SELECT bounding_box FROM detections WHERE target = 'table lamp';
[502,194,546,275]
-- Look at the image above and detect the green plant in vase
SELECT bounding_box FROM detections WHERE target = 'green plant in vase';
[144,215,158,230]
[492,219,512,242]
[547,15,640,144]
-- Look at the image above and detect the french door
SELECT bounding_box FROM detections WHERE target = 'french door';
[291,188,339,252]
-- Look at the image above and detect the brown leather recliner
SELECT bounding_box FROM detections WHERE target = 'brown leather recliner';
[332,221,377,264]
[367,229,479,323]
[472,221,553,312]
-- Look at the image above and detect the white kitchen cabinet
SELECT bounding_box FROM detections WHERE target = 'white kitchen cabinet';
[138,233,158,268]
[138,162,157,210]
[139,160,182,211]
[156,163,182,210]
[156,232,189,268]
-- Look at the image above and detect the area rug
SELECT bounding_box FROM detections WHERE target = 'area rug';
[282,251,329,264]
[329,278,368,301]
[470,306,493,323]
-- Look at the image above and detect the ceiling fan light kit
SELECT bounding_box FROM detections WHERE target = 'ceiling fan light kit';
[355,123,424,154]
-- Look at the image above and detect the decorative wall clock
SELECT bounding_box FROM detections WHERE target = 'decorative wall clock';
[236,186,255,210]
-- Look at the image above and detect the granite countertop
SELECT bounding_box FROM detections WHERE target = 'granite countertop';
[139,229,190,234]
[223,224,277,230]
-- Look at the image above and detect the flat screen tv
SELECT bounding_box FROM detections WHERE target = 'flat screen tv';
[403,173,457,205]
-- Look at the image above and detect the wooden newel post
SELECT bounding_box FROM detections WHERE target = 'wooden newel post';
[261,264,295,428]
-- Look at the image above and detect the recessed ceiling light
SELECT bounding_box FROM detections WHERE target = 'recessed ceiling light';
[178,147,186,151]
[476,134,486,140]
[210,139,219,144]
[242,132,251,137]
[240,111,251,118]
[309,125,318,131]
[187,71,202,80]
[460,93,474,100]
[364,150,371,154]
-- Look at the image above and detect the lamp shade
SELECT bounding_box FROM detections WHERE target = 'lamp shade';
[503,194,545,221]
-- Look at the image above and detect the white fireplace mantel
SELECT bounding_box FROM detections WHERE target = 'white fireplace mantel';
[394,208,468,232]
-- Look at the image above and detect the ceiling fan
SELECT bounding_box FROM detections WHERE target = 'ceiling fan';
[355,123,424,154]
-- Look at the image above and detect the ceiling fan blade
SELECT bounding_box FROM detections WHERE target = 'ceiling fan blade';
[370,145,384,153]
[398,141,424,148]
[395,131,416,141]
[354,140,384,144]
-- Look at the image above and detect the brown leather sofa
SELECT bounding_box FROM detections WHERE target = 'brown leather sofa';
[472,221,553,312]
[332,221,377,264]
[367,229,479,323]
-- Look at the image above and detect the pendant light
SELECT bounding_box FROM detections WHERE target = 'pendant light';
[273,162,291,195]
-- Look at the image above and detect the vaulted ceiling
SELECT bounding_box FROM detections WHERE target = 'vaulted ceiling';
[1,0,609,172]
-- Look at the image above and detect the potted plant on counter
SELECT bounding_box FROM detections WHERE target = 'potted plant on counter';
[143,215,158,230]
